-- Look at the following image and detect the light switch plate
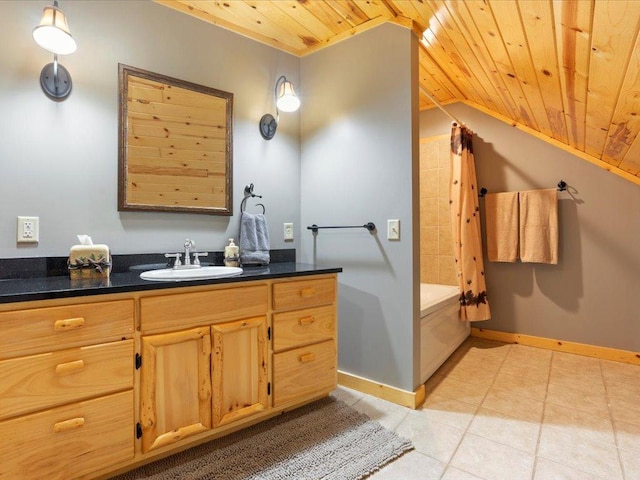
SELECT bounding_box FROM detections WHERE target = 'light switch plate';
[284,222,294,241]
[17,216,39,243]
[387,219,400,240]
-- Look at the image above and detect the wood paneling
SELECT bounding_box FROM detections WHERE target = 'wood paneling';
[119,65,233,214]
[157,0,640,187]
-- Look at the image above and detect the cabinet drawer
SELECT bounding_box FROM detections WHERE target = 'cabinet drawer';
[141,284,268,333]
[0,340,133,421]
[0,300,134,359]
[0,390,134,480]
[273,305,336,352]
[272,277,336,311]
[273,340,336,407]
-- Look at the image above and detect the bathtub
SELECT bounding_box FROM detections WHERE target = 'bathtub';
[420,283,469,384]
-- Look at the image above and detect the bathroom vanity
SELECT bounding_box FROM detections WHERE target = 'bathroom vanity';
[0,263,340,480]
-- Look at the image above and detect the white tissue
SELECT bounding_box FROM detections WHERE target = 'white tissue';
[77,235,94,246]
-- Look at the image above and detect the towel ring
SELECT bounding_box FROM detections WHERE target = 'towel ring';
[240,196,266,214]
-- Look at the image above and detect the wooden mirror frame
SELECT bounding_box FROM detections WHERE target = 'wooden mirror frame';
[118,64,233,215]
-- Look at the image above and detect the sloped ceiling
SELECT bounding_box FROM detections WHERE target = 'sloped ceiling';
[156,0,640,186]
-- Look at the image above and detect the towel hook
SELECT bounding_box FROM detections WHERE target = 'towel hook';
[243,183,262,198]
[240,183,265,213]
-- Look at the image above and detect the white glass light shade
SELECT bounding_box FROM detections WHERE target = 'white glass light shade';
[276,80,300,112]
[33,6,77,55]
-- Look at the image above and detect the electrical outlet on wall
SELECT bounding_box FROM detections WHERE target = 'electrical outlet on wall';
[17,216,39,244]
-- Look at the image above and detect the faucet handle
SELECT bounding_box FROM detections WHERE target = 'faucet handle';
[164,252,182,267]
[193,252,208,266]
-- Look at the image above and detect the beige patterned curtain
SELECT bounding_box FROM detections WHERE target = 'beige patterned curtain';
[450,123,491,322]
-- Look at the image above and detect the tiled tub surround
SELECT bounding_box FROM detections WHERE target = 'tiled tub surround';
[337,336,640,480]
[419,135,456,286]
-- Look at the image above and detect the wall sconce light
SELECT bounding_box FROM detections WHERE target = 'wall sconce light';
[259,75,300,140]
[32,0,77,101]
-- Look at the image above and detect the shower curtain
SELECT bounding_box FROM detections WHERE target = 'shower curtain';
[450,123,491,322]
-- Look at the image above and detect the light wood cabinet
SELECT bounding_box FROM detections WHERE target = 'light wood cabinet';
[272,277,338,407]
[0,340,133,420]
[0,298,135,480]
[0,390,133,480]
[139,327,212,453]
[140,284,268,333]
[0,272,338,479]
[212,316,269,427]
[273,340,336,406]
[138,288,271,452]
[272,277,336,312]
[273,305,335,352]
[0,299,134,359]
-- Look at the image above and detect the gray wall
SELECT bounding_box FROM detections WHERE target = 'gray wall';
[0,1,300,258]
[300,24,420,392]
[421,103,640,352]
[3,2,422,392]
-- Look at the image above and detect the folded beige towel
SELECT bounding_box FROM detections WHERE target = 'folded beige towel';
[484,192,519,262]
[519,188,558,264]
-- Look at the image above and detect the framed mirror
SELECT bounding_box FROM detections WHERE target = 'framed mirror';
[118,64,233,215]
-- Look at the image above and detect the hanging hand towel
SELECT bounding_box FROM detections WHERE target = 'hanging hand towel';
[484,192,519,262]
[239,212,271,265]
[519,188,558,264]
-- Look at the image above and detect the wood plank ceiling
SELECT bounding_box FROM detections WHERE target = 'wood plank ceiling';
[156,0,640,186]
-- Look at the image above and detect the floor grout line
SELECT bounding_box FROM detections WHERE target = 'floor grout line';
[530,348,555,479]
[600,358,628,480]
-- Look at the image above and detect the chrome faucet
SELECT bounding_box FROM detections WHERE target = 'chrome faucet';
[184,239,195,266]
[164,239,208,269]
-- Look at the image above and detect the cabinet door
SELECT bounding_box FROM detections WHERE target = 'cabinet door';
[139,327,212,453]
[211,316,268,427]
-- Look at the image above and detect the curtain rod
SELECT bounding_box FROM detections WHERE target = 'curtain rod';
[420,87,464,126]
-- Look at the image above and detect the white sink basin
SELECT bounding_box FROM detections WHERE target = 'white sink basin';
[140,266,243,282]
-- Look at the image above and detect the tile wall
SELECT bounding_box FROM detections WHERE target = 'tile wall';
[419,135,456,286]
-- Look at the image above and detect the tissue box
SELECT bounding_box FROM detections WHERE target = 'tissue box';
[68,244,111,279]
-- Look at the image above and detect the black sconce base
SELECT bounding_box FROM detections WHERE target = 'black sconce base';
[40,62,72,101]
[259,113,278,140]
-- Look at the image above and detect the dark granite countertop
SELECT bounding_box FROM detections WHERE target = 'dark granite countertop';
[0,262,342,304]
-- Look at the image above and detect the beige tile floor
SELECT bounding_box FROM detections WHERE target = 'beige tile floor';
[331,337,640,480]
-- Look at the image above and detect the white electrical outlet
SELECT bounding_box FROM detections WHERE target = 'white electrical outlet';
[17,216,39,244]
[387,219,400,241]
[284,222,294,241]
